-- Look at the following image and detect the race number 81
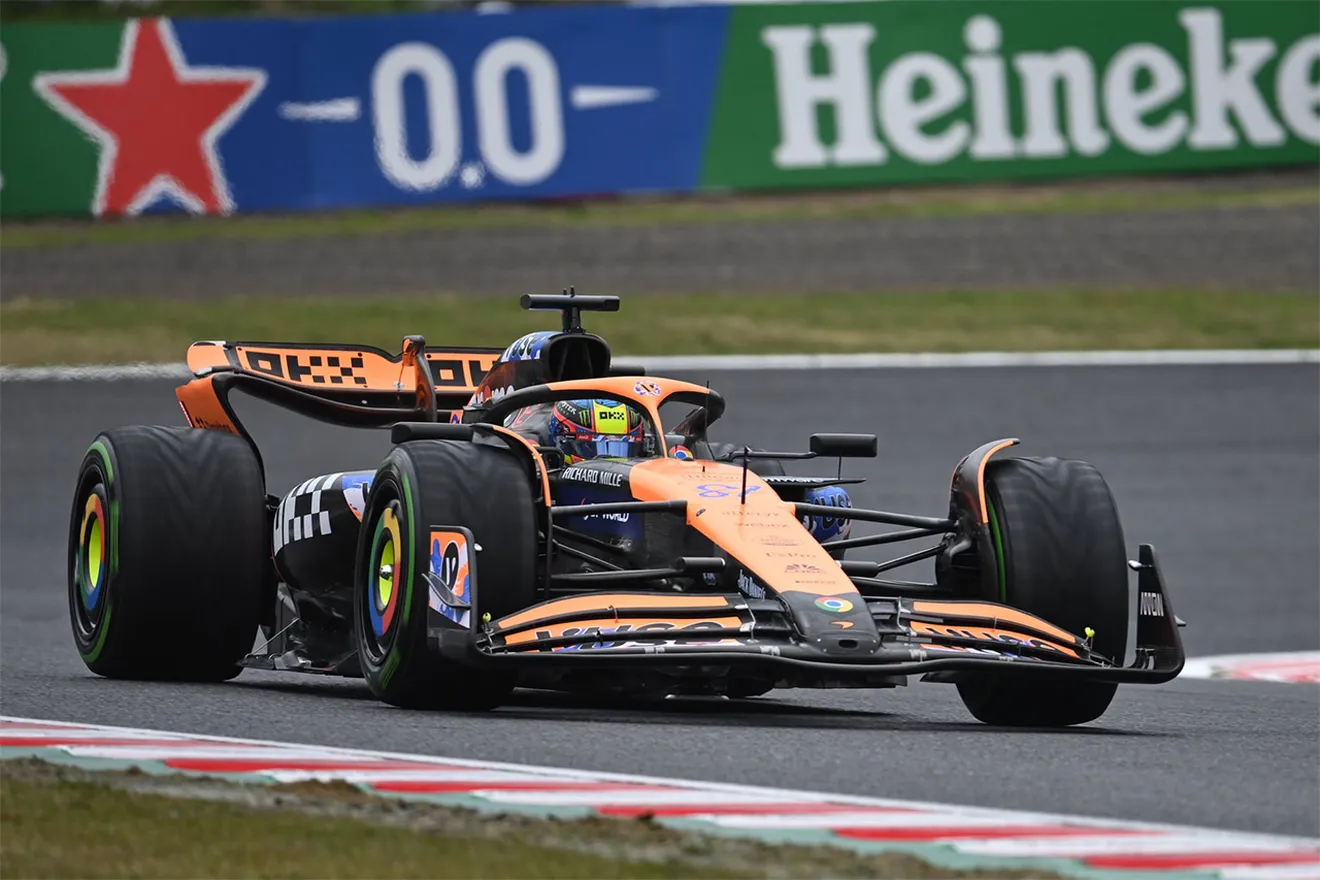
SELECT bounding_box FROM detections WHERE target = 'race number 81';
[371,38,565,191]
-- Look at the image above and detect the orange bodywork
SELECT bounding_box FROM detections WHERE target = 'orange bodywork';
[174,337,1129,671]
[910,601,1080,645]
[525,375,727,457]
[185,341,500,395]
[493,593,735,632]
[908,621,1081,659]
[628,458,858,599]
[525,375,863,601]
[974,439,1019,523]
[485,425,553,507]
[179,339,505,435]
[175,375,241,435]
[502,615,745,647]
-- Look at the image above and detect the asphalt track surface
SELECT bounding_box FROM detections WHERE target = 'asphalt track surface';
[5,202,1318,298]
[2,364,1318,837]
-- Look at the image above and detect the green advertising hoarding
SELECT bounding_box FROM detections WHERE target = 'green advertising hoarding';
[702,1,1319,189]
[1,23,126,217]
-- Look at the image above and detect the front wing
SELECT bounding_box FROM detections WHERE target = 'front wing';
[429,544,1185,686]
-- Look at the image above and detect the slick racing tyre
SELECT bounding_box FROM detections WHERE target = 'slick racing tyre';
[354,439,536,711]
[956,457,1130,728]
[68,426,267,681]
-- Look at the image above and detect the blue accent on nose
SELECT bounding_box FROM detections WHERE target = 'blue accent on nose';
[803,485,853,542]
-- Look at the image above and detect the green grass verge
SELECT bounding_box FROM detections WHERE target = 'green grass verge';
[2,290,1315,367]
[2,176,1314,250]
[0,772,739,879]
[0,760,1062,879]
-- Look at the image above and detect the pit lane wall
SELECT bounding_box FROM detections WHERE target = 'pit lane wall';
[1,1,1316,218]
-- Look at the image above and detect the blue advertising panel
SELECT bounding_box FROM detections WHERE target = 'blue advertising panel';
[169,4,731,212]
[1,4,730,217]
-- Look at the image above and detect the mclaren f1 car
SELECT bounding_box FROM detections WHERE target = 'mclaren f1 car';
[67,293,1185,727]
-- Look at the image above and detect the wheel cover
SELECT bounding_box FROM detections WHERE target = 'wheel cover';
[363,500,404,659]
[72,484,111,638]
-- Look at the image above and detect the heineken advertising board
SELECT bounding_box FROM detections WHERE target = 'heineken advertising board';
[704,1,1320,187]
[0,1,1315,218]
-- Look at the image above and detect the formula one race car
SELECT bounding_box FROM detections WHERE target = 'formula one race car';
[67,293,1185,727]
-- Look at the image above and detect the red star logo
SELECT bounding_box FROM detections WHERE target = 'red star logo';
[33,18,266,216]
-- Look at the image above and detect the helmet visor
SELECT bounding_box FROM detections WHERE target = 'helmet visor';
[558,434,643,461]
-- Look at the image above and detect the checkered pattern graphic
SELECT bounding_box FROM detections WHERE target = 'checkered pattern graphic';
[299,355,368,386]
[272,473,341,553]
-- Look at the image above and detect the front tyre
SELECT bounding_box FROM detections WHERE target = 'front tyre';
[68,427,266,681]
[956,457,1130,728]
[354,439,537,711]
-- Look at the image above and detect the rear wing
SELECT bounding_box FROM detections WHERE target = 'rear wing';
[176,294,633,479]
[176,338,504,477]
[187,340,502,400]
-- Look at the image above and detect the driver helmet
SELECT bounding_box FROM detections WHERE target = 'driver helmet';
[549,398,645,464]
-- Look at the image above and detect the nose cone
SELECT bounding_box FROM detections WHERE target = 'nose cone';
[627,458,883,654]
[777,590,882,655]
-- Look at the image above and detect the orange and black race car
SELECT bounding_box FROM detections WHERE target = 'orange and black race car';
[67,293,1185,727]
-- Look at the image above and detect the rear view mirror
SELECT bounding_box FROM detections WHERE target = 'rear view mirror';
[609,364,647,377]
[809,433,878,458]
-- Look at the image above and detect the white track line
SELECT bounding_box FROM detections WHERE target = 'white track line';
[0,362,192,381]
[1,350,1317,382]
[705,812,1061,829]
[256,770,655,785]
[480,789,793,807]
[55,746,407,761]
[959,837,1312,857]
[1221,866,1320,879]
[630,349,1320,371]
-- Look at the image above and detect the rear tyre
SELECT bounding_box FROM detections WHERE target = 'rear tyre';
[955,457,1130,728]
[67,427,267,681]
[726,680,776,698]
[354,439,537,711]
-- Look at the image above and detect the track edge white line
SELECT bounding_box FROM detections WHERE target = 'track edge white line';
[2,349,1317,381]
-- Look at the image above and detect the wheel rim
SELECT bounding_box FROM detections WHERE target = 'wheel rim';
[363,499,404,661]
[72,483,111,639]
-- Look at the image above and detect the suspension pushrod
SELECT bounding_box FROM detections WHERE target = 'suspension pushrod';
[822,527,946,552]
[793,502,954,532]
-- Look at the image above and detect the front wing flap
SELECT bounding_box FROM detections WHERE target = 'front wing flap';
[429,545,1184,685]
